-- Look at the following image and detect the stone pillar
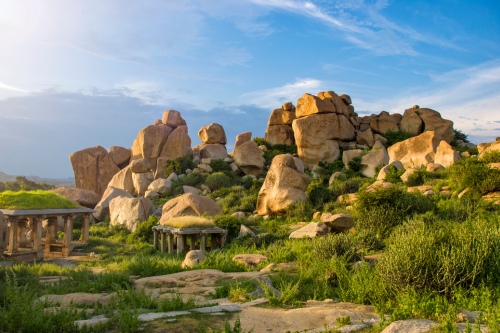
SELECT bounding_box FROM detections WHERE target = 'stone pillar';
[168,234,174,254]
[44,217,57,256]
[177,234,185,254]
[7,220,18,254]
[81,215,90,244]
[33,217,43,259]
[153,228,159,250]
[0,213,8,251]
[62,216,73,256]
[200,234,206,251]
[160,231,166,253]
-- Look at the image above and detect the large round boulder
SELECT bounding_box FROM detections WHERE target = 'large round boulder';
[159,193,222,224]
[51,187,100,209]
[198,123,227,145]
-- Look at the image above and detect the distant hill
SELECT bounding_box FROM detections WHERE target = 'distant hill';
[0,171,75,188]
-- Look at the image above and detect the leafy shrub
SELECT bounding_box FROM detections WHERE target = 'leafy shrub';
[171,172,205,195]
[253,137,298,166]
[453,128,469,143]
[164,155,195,176]
[384,130,411,146]
[348,156,362,172]
[240,175,254,189]
[210,159,232,173]
[306,179,331,208]
[127,215,159,244]
[284,201,313,223]
[377,217,500,295]
[329,177,369,200]
[205,172,232,191]
[213,186,257,214]
[449,157,500,194]
[353,186,434,237]
[383,165,405,183]
[480,150,500,164]
[313,233,360,262]
[213,215,243,241]
[405,167,443,186]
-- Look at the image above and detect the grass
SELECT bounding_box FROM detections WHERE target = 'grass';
[161,216,216,228]
[0,190,81,209]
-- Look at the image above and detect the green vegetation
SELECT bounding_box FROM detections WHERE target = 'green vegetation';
[0,176,55,192]
[0,190,81,209]
[253,137,297,165]
[384,130,412,146]
[206,172,232,191]
[164,155,196,176]
[162,216,215,228]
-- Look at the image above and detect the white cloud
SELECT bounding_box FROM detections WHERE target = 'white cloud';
[241,78,323,109]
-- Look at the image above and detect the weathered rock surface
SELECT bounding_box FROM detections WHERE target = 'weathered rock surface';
[158,125,192,163]
[198,123,227,145]
[129,158,152,173]
[107,166,134,195]
[232,254,268,268]
[370,112,399,134]
[257,154,310,215]
[342,149,364,169]
[161,109,186,128]
[93,186,134,221]
[357,128,375,147]
[289,222,329,239]
[109,196,155,232]
[51,187,100,209]
[295,93,336,117]
[132,172,154,197]
[268,108,296,126]
[360,146,389,178]
[148,178,172,196]
[159,193,222,224]
[434,141,460,167]
[400,108,423,136]
[233,140,265,176]
[264,125,295,145]
[320,213,354,232]
[388,131,441,169]
[181,250,206,268]
[198,143,228,160]
[478,139,500,156]
[381,319,437,333]
[69,146,120,197]
[108,146,131,168]
[130,125,171,170]
[233,132,252,151]
[417,108,454,143]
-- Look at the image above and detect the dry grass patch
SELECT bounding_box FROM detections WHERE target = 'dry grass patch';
[162,216,216,228]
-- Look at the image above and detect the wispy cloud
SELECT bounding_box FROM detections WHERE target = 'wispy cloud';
[0,82,28,93]
[241,78,323,109]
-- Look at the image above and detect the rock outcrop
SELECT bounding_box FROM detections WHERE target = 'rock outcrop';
[233,140,265,176]
[93,186,134,221]
[434,141,460,168]
[256,154,310,215]
[198,123,227,145]
[69,146,120,197]
[51,187,100,208]
[109,196,155,232]
[159,193,222,224]
[108,146,131,169]
[388,131,441,169]
[264,103,296,145]
[289,222,329,239]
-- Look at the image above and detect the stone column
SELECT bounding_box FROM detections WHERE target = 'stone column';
[160,231,166,253]
[153,227,159,250]
[200,234,206,251]
[189,235,196,251]
[62,215,73,256]
[177,234,185,254]
[7,220,18,254]
[0,213,8,251]
[32,217,43,259]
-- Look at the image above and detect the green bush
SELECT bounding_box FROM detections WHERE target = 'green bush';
[171,172,206,195]
[353,186,434,237]
[453,128,469,143]
[253,137,298,166]
[405,167,443,186]
[384,130,411,146]
[212,186,257,214]
[480,150,500,164]
[329,177,368,200]
[213,215,243,241]
[449,157,500,194]
[306,179,331,208]
[127,215,159,244]
[348,156,362,172]
[164,155,195,176]
[240,175,254,189]
[210,159,232,173]
[383,165,405,183]
[313,233,360,262]
[377,216,500,295]
[205,172,232,191]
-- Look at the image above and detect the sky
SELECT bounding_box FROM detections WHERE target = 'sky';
[0,0,499,178]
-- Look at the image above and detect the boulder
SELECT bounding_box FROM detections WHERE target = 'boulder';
[51,187,100,209]
[198,123,227,145]
[338,94,352,105]
[380,320,436,333]
[282,102,295,111]
[132,172,154,197]
[130,125,171,169]
[320,213,354,232]
[108,146,131,168]
[233,140,265,176]
[374,134,388,146]
[159,193,222,224]
[388,131,441,169]
[130,158,152,173]
[256,154,310,215]
[289,222,329,239]
[93,186,134,221]
[292,113,355,146]
[264,125,295,145]
[434,141,460,167]
[478,140,500,156]
[426,163,445,172]
[267,109,296,126]
[295,93,335,117]
[161,109,186,128]
[400,108,423,136]
[356,128,375,147]
[342,149,364,169]
[109,196,155,232]
[417,108,454,143]
[238,224,255,238]
[296,140,340,170]
[69,146,120,197]
[369,112,399,134]
[107,166,135,194]
[147,178,172,196]
[360,146,389,178]
[198,144,228,160]
[233,132,252,151]
[293,157,305,173]
[401,168,418,183]
[232,254,267,268]
[182,185,201,195]
[377,165,392,181]
[181,250,206,268]
[329,171,346,185]
[366,180,393,192]
[391,113,403,125]
[158,125,192,162]
[318,91,351,117]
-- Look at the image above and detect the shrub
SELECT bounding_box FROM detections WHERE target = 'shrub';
[205,172,232,191]
[329,177,368,200]
[164,155,195,176]
[170,172,205,195]
[127,215,159,244]
[213,186,257,214]
[306,179,331,208]
[313,233,360,262]
[210,159,232,173]
[348,156,362,172]
[213,215,243,241]
[383,165,405,183]
[480,150,500,164]
[0,176,55,192]
[253,137,298,166]
[449,157,500,194]
[377,216,500,295]
[240,175,254,189]
[405,167,443,186]
[353,186,434,237]
[384,130,411,146]
[453,128,469,143]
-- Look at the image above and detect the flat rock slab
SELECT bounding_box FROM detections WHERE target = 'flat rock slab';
[381,320,437,333]
[75,315,109,329]
[39,292,114,307]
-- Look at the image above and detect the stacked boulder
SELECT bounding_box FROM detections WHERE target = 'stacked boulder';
[131,110,192,179]
[193,123,228,166]
[292,92,356,169]
[256,154,310,215]
[264,102,296,145]
[232,132,265,176]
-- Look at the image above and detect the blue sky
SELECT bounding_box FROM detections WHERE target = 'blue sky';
[0,0,499,178]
